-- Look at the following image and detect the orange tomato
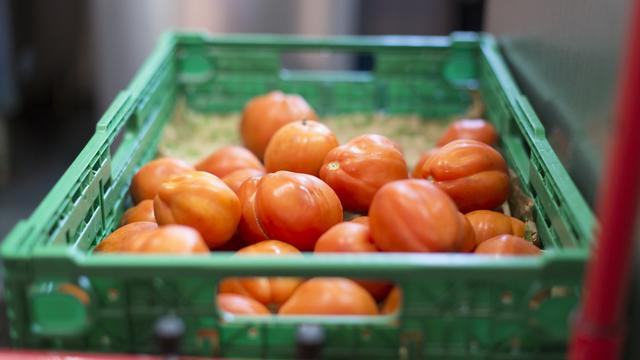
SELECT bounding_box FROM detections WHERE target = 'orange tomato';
[369,179,464,252]
[196,146,264,178]
[381,287,402,314]
[320,134,408,212]
[236,176,269,246]
[95,222,157,252]
[217,294,270,316]
[219,240,303,307]
[130,158,193,204]
[120,199,155,225]
[154,171,241,249]
[278,278,378,315]
[422,139,509,213]
[135,225,209,254]
[350,216,370,226]
[412,148,438,178]
[510,217,526,237]
[459,212,477,252]
[264,120,339,176]
[436,119,498,147]
[222,168,266,195]
[241,91,317,160]
[255,171,343,251]
[475,235,541,256]
[465,210,516,246]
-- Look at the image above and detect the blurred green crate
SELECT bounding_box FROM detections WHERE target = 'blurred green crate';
[1,32,594,359]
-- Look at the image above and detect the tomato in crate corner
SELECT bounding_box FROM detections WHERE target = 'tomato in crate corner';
[436,118,498,146]
[130,157,193,203]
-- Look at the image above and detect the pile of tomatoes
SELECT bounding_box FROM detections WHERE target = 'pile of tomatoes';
[96,91,541,317]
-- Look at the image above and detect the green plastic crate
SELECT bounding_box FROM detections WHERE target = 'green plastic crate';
[1,32,594,359]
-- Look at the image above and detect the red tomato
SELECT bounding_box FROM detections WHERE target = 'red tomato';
[120,199,155,226]
[154,171,241,249]
[475,234,541,256]
[510,217,526,237]
[278,278,378,315]
[217,293,270,315]
[255,171,343,251]
[222,168,266,195]
[369,179,464,252]
[219,240,303,306]
[422,139,509,212]
[320,134,408,212]
[130,158,193,204]
[241,91,317,160]
[465,210,516,246]
[459,212,477,253]
[95,222,157,252]
[350,216,370,226]
[264,120,339,176]
[196,146,264,178]
[412,148,438,178]
[436,119,498,147]
[135,225,209,254]
[236,176,269,246]
[381,286,402,314]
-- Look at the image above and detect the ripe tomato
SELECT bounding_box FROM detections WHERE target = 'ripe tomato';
[459,212,477,252]
[350,216,370,226]
[130,157,193,203]
[510,217,526,237]
[422,139,509,213]
[278,278,378,315]
[320,134,408,212]
[465,210,516,246]
[219,240,303,307]
[217,293,270,316]
[436,119,498,147]
[95,222,157,252]
[412,148,438,178]
[196,146,264,178]
[369,179,464,252]
[236,176,269,245]
[222,168,266,195]
[264,120,339,176]
[120,199,155,225]
[475,234,541,256]
[255,171,343,251]
[154,171,241,249]
[381,286,402,314]
[135,225,209,254]
[241,91,317,160]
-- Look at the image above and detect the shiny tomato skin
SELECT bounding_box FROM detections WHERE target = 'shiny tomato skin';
[236,176,269,245]
[222,168,266,195]
[510,217,526,237]
[369,179,464,252]
[278,277,378,315]
[255,171,343,251]
[241,91,317,160]
[130,157,193,204]
[217,293,270,315]
[437,118,498,147]
[412,148,438,178]
[465,210,515,246]
[459,212,477,253]
[381,286,402,314]
[196,146,264,178]
[475,234,541,256]
[136,225,209,254]
[95,222,157,252]
[120,199,155,226]
[320,134,408,212]
[350,216,370,226]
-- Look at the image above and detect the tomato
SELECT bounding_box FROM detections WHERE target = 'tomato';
[236,176,269,245]
[95,222,157,252]
[475,235,541,256]
[120,199,155,226]
[465,210,516,246]
[217,293,270,316]
[510,217,526,237]
[369,179,464,252]
[314,222,377,253]
[422,139,509,213]
[381,286,402,314]
[320,134,408,212]
[135,225,209,254]
[241,91,317,160]
[350,216,370,226]
[255,171,343,251]
[222,168,266,195]
[130,157,193,203]
[412,148,438,178]
[436,119,498,147]
[264,120,339,176]
[459,212,477,253]
[154,171,241,249]
[278,278,378,315]
[219,240,303,307]
[196,146,264,178]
